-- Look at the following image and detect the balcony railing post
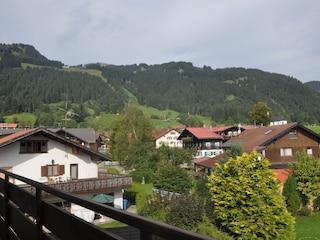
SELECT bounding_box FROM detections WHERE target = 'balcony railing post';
[36,188,43,240]
[3,174,10,240]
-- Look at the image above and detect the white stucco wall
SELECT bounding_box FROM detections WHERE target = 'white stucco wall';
[0,135,98,185]
[195,149,223,158]
[155,130,183,148]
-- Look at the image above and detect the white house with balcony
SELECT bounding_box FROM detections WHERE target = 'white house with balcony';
[0,128,131,213]
[155,128,183,148]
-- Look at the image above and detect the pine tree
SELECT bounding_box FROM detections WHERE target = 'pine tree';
[283,175,301,215]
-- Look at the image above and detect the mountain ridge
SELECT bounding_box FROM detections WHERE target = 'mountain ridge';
[1,43,320,125]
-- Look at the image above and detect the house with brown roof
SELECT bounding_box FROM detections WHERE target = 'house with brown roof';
[223,122,320,168]
[192,154,223,175]
[0,128,131,211]
[211,124,257,141]
[178,127,224,158]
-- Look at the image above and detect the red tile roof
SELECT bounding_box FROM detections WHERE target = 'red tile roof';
[186,127,223,139]
[153,128,170,139]
[0,128,36,146]
[272,169,292,183]
[211,126,233,132]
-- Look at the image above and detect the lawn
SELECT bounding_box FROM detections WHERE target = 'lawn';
[295,214,320,239]
[307,125,320,134]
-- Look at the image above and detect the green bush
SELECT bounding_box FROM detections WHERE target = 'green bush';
[313,196,320,211]
[299,207,311,216]
[283,175,301,215]
[192,217,233,240]
[106,168,120,174]
[131,168,154,183]
[165,194,204,230]
[139,198,169,222]
[124,190,137,205]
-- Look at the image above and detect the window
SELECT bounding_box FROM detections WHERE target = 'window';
[41,164,65,177]
[70,164,78,180]
[289,130,297,139]
[20,140,48,153]
[280,148,292,156]
[307,147,313,155]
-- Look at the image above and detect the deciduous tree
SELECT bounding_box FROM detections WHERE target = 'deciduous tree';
[248,101,271,126]
[207,151,295,239]
[153,160,192,193]
[289,150,320,210]
[110,106,154,170]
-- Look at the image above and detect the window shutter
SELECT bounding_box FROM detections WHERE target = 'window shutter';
[59,165,65,175]
[41,166,47,177]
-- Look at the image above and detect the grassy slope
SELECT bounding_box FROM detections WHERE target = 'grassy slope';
[307,125,320,134]
[295,214,320,239]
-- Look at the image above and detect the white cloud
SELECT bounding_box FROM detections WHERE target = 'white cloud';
[1,0,320,82]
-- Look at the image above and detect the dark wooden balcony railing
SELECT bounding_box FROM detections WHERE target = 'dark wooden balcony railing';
[0,169,214,240]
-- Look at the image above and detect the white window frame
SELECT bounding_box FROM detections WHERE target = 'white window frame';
[280,148,292,156]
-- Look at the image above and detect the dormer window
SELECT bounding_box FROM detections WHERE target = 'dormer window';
[289,130,297,139]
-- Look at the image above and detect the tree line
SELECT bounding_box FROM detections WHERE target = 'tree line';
[2,43,320,126]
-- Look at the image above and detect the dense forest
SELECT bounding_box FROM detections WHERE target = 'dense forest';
[1,43,320,126]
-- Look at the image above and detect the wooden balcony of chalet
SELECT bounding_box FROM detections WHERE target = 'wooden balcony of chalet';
[0,169,214,240]
[20,172,132,197]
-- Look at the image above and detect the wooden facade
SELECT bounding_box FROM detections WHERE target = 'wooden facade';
[264,127,320,165]
[223,122,320,166]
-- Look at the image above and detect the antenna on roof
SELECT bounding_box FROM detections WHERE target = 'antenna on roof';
[60,85,78,128]
[60,108,78,128]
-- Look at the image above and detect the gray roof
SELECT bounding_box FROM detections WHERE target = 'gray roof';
[48,128,96,143]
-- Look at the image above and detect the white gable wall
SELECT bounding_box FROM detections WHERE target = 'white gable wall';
[0,135,98,185]
[155,130,183,148]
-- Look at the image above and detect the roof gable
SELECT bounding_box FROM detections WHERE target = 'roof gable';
[179,127,223,140]
[0,128,112,162]
[223,122,320,152]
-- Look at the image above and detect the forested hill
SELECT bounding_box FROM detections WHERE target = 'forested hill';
[305,81,320,92]
[1,43,320,125]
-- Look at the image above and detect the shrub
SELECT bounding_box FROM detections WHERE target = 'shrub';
[131,168,154,183]
[299,207,311,216]
[124,190,137,205]
[165,194,204,230]
[283,175,301,215]
[106,167,120,174]
[192,216,233,240]
[314,196,320,211]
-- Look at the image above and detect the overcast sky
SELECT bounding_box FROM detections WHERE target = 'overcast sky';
[1,0,320,82]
